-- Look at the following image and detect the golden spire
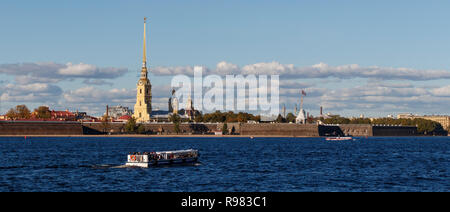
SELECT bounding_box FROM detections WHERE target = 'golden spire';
[142,17,147,68]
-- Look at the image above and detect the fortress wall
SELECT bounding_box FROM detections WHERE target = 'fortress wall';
[326,124,418,137]
[81,122,418,137]
[240,123,418,137]
[141,123,219,134]
[339,124,373,137]
[0,121,83,135]
[81,122,222,134]
[82,122,125,134]
[372,126,417,136]
[318,125,345,137]
[0,121,419,136]
[240,123,320,137]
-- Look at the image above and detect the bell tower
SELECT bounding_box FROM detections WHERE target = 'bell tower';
[133,17,152,123]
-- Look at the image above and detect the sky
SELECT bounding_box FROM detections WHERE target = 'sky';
[1,0,450,117]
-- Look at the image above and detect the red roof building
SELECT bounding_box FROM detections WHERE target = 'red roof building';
[117,115,132,122]
[51,110,76,121]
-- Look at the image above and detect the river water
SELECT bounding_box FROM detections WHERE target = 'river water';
[0,136,448,191]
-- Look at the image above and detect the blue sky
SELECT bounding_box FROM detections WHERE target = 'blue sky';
[1,0,450,117]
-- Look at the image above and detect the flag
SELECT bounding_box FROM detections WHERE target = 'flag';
[301,90,306,96]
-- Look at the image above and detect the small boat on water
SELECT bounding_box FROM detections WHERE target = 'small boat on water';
[125,149,199,168]
[325,137,353,141]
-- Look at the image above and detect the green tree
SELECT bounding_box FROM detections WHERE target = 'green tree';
[5,108,17,120]
[285,113,296,123]
[252,115,261,122]
[237,112,247,123]
[226,112,238,122]
[413,118,443,134]
[6,105,31,120]
[137,124,146,134]
[276,114,286,123]
[174,122,181,134]
[323,115,350,124]
[222,123,228,135]
[34,106,51,119]
[170,114,181,134]
[194,113,203,122]
[231,126,236,135]
[201,111,260,123]
[349,118,372,124]
[125,117,138,133]
[169,113,181,123]
[16,105,31,119]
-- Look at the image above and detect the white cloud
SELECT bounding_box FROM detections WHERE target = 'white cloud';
[58,62,127,78]
[0,62,128,85]
[63,86,135,104]
[58,63,97,76]
[0,83,62,102]
[14,75,61,84]
[152,65,197,76]
[82,79,114,86]
[216,61,239,74]
[431,85,450,97]
[310,83,450,116]
[151,61,450,81]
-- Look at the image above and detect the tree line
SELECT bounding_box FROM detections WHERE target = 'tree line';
[5,105,52,120]
[320,116,445,134]
[274,113,314,123]
[193,111,260,123]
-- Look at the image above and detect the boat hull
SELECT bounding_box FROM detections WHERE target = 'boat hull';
[125,157,198,167]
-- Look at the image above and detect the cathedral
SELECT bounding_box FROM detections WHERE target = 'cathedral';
[133,18,152,123]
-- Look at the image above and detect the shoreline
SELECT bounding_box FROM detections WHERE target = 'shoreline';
[0,134,312,138]
[0,134,448,138]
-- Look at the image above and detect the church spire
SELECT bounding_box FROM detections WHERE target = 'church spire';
[140,17,149,80]
[142,17,147,68]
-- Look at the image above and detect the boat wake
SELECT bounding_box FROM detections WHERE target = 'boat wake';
[90,164,118,169]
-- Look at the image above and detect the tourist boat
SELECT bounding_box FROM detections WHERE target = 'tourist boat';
[325,137,353,141]
[125,149,199,168]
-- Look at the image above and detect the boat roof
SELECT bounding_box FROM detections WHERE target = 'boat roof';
[128,149,197,155]
[155,149,197,154]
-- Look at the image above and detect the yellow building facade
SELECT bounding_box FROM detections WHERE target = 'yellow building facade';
[133,18,152,123]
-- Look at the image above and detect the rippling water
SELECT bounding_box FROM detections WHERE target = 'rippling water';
[0,136,449,191]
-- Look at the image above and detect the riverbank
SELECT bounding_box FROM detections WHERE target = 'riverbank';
[3,121,446,137]
[0,134,447,138]
[0,134,312,138]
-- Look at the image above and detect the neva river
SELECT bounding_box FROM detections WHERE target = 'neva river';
[0,136,449,192]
